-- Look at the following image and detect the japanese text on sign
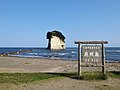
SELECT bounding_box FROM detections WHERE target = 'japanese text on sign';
[82,45,102,62]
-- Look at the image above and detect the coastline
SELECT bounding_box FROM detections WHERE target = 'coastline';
[0,47,120,63]
[0,56,119,73]
[0,56,77,73]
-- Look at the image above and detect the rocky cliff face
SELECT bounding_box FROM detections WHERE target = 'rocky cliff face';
[50,36,66,50]
[46,31,66,50]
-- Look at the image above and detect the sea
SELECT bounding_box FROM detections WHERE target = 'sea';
[0,47,120,62]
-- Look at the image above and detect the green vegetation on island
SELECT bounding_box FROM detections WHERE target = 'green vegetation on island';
[47,30,65,42]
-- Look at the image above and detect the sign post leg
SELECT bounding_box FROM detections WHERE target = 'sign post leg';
[102,43,106,74]
[78,43,81,76]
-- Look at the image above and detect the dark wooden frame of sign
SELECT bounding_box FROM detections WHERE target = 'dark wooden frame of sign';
[75,41,108,76]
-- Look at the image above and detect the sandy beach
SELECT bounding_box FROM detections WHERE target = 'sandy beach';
[0,56,120,90]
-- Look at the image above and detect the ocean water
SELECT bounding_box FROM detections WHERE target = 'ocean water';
[0,47,120,62]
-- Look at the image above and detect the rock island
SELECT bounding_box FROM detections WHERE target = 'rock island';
[46,30,66,50]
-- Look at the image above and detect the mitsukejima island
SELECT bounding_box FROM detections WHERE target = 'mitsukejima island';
[46,30,66,50]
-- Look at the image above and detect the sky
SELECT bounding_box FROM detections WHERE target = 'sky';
[0,0,120,47]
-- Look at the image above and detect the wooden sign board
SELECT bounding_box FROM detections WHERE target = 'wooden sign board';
[81,45,102,66]
[75,41,108,76]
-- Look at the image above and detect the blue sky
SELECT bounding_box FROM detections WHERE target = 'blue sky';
[0,0,120,47]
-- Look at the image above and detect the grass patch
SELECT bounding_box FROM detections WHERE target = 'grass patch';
[46,72,108,80]
[107,71,120,79]
[0,73,61,84]
[79,72,108,80]
[75,71,120,80]
[0,71,119,84]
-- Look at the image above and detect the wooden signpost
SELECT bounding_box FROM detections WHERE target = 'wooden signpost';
[75,41,108,76]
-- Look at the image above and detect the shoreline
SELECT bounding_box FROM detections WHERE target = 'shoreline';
[0,56,120,73]
[0,56,78,73]
[1,55,120,63]
[0,47,120,63]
